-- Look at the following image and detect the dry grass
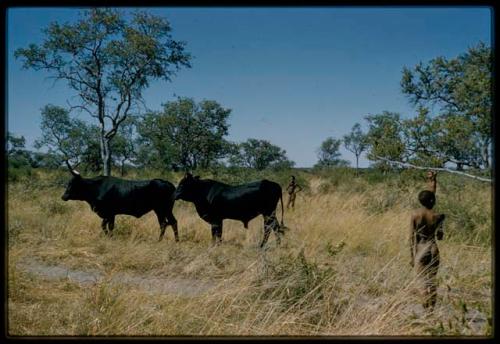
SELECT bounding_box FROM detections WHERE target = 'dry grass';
[7,170,492,337]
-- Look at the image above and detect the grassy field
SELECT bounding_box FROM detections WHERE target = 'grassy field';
[7,168,492,337]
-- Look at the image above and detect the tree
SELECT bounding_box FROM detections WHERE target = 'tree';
[315,137,349,168]
[364,112,406,170]
[111,116,138,176]
[34,104,98,168]
[15,8,191,176]
[6,132,33,168]
[6,132,26,156]
[229,139,295,170]
[136,98,231,171]
[401,42,491,169]
[400,107,443,167]
[343,123,368,173]
[401,107,482,170]
[79,127,103,173]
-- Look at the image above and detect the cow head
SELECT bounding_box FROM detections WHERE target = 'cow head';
[61,164,85,201]
[174,172,201,201]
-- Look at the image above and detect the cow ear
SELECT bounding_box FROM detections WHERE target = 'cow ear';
[184,172,192,179]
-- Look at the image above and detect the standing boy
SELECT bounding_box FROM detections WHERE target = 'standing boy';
[410,190,446,310]
[286,175,302,209]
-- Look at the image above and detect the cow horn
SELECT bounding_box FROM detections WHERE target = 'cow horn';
[65,160,80,176]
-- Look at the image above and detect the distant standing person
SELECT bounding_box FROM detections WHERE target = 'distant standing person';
[410,190,446,311]
[426,170,437,194]
[286,175,302,209]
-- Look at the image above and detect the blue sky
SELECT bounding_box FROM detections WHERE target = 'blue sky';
[7,7,492,167]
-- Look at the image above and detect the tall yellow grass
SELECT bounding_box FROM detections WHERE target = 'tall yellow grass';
[7,171,492,336]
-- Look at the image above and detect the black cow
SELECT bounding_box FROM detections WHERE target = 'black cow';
[61,168,178,241]
[174,173,285,248]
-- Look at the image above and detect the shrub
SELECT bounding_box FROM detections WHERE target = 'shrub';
[8,165,32,183]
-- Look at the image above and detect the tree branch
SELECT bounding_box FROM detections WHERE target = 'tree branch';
[66,99,95,118]
[374,156,492,183]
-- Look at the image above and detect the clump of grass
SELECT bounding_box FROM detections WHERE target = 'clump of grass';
[40,199,70,216]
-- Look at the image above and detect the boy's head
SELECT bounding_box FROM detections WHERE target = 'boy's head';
[418,190,436,209]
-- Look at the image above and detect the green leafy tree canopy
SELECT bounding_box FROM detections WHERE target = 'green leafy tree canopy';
[229,138,295,171]
[15,8,191,176]
[315,137,349,168]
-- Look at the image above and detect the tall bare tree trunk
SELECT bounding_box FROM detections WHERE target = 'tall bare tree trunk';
[100,136,112,176]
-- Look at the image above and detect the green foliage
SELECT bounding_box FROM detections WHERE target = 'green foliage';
[343,123,368,170]
[7,133,35,182]
[365,112,406,170]
[136,97,231,171]
[34,105,98,169]
[400,107,483,170]
[8,165,33,183]
[7,132,26,154]
[15,8,191,176]
[7,132,31,165]
[229,138,295,171]
[359,43,492,173]
[434,113,482,169]
[401,42,492,169]
[315,137,349,168]
[401,107,444,167]
[435,193,490,243]
[111,116,138,176]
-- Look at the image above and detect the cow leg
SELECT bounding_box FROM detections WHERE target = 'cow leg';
[107,216,115,235]
[260,216,273,248]
[270,215,283,246]
[101,218,110,236]
[155,212,168,242]
[159,220,167,242]
[211,222,223,245]
[166,212,179,242]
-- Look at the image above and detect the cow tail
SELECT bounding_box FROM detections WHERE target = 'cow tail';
[280,190,284,228]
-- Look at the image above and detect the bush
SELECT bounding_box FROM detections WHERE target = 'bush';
[257,250,335,309]
[8,166,32,183]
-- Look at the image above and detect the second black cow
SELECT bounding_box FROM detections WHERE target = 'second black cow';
[174,173,285,248]
[61,167,178,241]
